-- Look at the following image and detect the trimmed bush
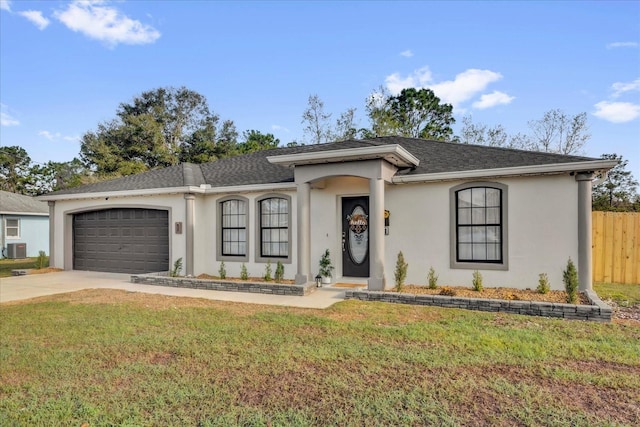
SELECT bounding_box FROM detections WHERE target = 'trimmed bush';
[537,273,550,294]
[472,270,483,292]
[240,263,249,281]
[427,267,438,289]
[563,258,579,303]
[275,261,284,283]
[218,261,226,279]
[394,251,408,292]
[263,260,272,282]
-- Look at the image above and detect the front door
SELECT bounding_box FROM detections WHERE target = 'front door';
[342,196,370,277]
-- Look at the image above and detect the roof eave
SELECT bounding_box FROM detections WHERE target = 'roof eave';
[393,160,619,184]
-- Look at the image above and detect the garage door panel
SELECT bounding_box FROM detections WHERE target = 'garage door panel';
[74,208,169,274]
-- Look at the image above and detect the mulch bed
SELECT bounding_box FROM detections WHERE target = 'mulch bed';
[196,274,296,285]
[395,284,590,305]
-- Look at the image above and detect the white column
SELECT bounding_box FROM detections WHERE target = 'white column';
[576,172,594,291]
[184,193,195,277]
[368,177,386,291]
[295,182,311,284]
[48,201,55,267]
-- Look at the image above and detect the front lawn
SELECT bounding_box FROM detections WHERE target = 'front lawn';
[1,289,638,426]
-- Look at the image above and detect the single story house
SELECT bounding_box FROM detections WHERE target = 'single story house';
[39,137,617,291]
[0,190,50,258]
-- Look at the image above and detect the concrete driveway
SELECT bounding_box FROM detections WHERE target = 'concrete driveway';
[0,271,346,309]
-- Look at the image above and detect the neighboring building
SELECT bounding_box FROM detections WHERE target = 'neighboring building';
[39,137,617,291]
[0,190,50,258]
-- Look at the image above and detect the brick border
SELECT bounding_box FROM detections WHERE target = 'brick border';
[345,289,612,322]
[130,273,315,296]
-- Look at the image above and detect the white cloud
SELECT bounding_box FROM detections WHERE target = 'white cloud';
[400,49,413,58]
[593,101,640,123]
[54,0,161,48]
[384,67,510,110]
[472,91,515,110]
[606,41,639,49]
[0,0,11,12]
[385,66,433,95]
[38,130,79,142]
[430,69,503,106]
[1,104,19,126]
[18,10,50,30]
[612,78,640,98]
[271,125,290,133]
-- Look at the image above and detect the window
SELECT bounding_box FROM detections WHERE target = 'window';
[450,182,508,270]
[258,196,290,261]
[5,218,19,239]
[217,197,249,261]
[222,199,247,256]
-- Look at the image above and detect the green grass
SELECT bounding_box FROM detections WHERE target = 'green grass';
[594,282,640,307]
[1,290,639,426]
[0,257,38,277]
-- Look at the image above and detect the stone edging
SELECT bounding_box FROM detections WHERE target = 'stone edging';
[130,273,315,296]
[344,289,612,322]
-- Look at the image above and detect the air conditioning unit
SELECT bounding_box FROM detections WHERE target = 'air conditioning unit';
[7,243,27,259]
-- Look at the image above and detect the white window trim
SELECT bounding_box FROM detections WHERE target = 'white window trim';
[5,218,20,239]
[449,182,508,271]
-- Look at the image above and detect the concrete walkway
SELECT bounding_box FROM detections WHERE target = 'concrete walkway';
[0,271,347,309]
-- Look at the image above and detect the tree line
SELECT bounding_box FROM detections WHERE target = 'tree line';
[1,86,637,210]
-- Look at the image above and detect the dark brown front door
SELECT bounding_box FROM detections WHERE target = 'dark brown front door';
[342,196,369,277]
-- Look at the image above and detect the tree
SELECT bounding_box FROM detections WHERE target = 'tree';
[0,146,32,193]
[80,86,230,176]
[28,159,92,195]
[238,130,280,154]
[366,87,455,140]
[302,94,332,144]
[593,154,639,211]
[333,108,358,141]
[457,115,531,149]
[528,109,590,155]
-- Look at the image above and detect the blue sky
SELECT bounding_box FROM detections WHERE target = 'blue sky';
[1,0,639,179]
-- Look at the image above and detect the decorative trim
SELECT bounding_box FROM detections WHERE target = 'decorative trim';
[216,195,250,262]
[393,160,619,184]
[449,181,509,271]
[268,144,420,168]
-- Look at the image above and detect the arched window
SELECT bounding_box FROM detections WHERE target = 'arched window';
[450,182,508,270]
[256,195,291,262]
[217,196,249,261]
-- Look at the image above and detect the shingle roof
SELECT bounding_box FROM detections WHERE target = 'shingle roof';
[0,191,49,214]
[45,137,599,196]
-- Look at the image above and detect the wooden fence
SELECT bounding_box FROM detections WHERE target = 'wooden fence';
[592,211,640,285]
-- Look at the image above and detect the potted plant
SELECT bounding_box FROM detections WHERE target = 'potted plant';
[318,249,334,284]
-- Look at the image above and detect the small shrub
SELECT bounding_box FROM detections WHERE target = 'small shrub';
[275,261,284,283]
[563,258,579,303]
[427,267,438,289]
[170,258,183,277]
[394,251,408,292]
[537,273,550,294]
[263,260,272,282]
[34,250,48,270]
[240,263,249,281]
[472,270,483,292]
[218,261,226,279]
[439,287,457,296]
